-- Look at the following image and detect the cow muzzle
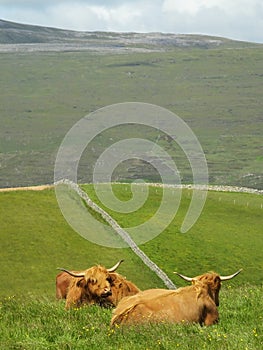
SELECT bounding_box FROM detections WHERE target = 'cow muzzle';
[101,290,112,298]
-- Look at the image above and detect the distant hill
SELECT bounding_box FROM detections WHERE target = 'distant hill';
[0,19,262,189]
[0,18,259,52]
[0,19,81,44]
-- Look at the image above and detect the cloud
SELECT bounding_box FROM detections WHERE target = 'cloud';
[49,2,144,32]
[0,1,149,31]
[162,0,259,16]
[161,0,263,42]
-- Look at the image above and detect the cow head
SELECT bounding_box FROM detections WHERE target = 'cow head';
[174,269,242,306]
[109,273,126,290]
[99,272,141,307]
[74,265,112,299]
[108,273,131,304]
[58,260,123,301]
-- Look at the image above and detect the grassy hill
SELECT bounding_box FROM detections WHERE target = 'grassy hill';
[1,20,262,350]
[0,185,262,349]
[0,187,162,298]
[0,20,262,189]
[0,18,257,48]
[0,185,262,299]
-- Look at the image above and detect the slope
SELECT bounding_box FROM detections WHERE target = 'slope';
[0,185,262,299]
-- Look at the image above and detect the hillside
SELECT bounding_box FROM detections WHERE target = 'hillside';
[0,185,262,298]
[0,18,259,52]
[0,20,262,189]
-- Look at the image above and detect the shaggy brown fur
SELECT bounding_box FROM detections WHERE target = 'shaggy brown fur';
[56,270,140,308]
[65,265,112,309]
[192,272,222,306]
[111,282,219,326]
[56,271,74,299]
[101,272,140,307]
[111,270,241,327]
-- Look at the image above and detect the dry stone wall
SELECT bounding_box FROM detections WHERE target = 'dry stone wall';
[55,179,177,290]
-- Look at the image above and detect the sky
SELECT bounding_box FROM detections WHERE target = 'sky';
[1,0,262,43]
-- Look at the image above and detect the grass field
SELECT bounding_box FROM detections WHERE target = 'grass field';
[1,285,262,349]
[1,185,262,297]
[82,184,263,285]
[1,25,262,347]
[0,44,262,189]
[0,185,262,348]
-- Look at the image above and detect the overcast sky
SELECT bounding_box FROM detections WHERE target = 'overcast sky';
[1,0,262,43]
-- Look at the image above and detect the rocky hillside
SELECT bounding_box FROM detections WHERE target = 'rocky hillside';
[0,18,258,53]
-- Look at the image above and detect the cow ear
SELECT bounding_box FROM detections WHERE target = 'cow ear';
[109,273,117,282]
[214,276,221,284]
[107,276,113,285]
[76,278,85,288]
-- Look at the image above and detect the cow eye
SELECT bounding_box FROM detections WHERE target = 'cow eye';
[89,277,97,284]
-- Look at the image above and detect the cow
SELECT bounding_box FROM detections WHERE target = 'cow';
[110,269,242,327]
[55,260,124,300]
[100,272,141,308]
[58,260,123,309]
[56,261,140,308]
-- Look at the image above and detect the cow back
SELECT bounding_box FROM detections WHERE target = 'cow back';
[56,271,74,299]
[111,284,218,326]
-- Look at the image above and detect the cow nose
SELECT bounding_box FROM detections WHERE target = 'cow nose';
[102,287,112,297]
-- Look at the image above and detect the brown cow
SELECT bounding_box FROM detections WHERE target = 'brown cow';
[58,260,123,309]
[100,272,140,308]
[110,269,242,327]
[56,260,124,300]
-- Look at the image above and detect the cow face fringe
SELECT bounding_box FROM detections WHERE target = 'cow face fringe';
[65,265,112,309]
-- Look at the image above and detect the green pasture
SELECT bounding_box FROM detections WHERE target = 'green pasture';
[0,188,161,298]
[1,25,262,348]
[0,185,262,349]
[83,184,263,284]
[1,286,262,349]
[0,185,262,299]
[0,45,262,188]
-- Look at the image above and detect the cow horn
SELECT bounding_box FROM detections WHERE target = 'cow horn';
[57,268,85,278]
[173,272,193,282]
[219,269,243,281]
[107,259,124,272]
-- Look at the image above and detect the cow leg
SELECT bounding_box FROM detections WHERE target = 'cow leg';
[204,309,219,326]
